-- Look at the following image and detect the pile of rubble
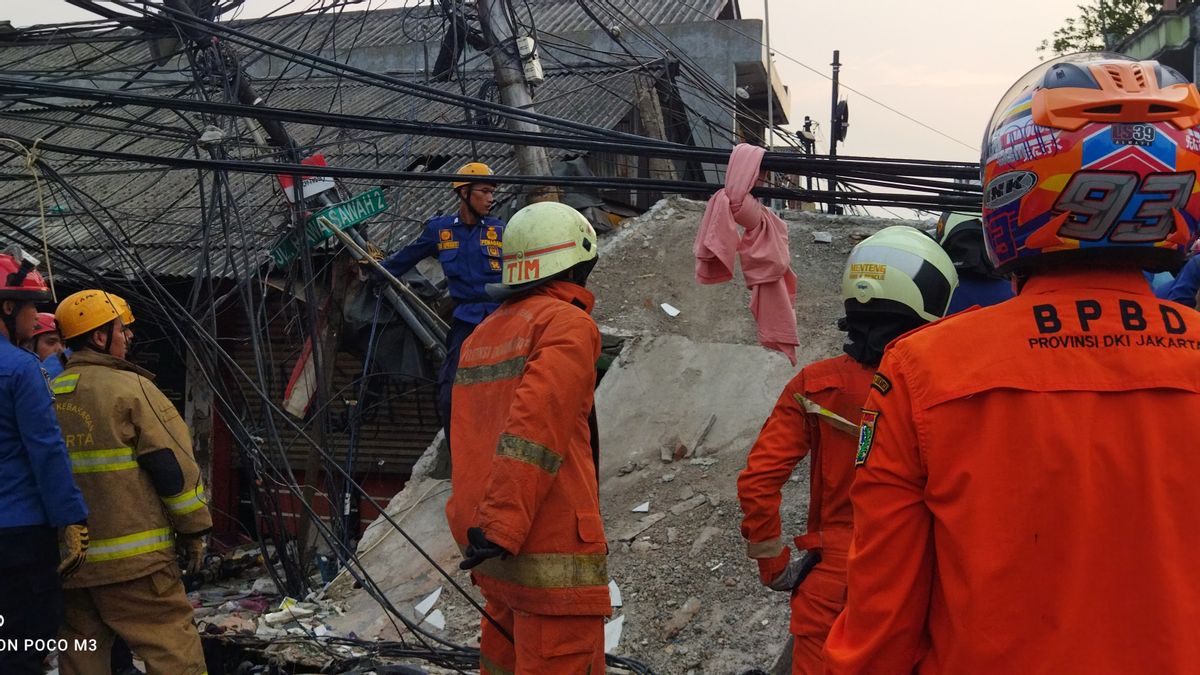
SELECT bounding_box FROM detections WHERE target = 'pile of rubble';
[192,198,929,674]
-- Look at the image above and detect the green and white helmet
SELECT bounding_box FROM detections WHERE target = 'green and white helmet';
[486,201,598,299]
[842,225,959,323]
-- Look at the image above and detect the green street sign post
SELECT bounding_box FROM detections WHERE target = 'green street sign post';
[271,187,388,268]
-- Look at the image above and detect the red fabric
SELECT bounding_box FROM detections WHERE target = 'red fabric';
[446,280,610,617]
[826,268,1200,674]
[694,143,799,364]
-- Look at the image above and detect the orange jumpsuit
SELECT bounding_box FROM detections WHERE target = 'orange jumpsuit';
[446,280,609,675]
[738,354,873,673]
[825,268,1200,674]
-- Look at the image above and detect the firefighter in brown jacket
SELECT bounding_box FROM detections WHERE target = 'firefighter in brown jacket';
[51,290,210,675]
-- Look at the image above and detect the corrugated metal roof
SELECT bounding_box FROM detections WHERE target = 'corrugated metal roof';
[233,0,731,53]
[0,65,659,279]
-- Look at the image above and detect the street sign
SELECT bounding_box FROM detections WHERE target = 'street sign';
[277,153,338,203]
[270,187,388,268]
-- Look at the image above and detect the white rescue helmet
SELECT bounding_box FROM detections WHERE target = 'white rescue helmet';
[487,202,598,299]
[842,225,959,323]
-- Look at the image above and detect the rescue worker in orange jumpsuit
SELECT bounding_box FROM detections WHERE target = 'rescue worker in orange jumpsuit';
[51,290,211,675]
[737,227,958,673]
[825,54,1200,673]
[446,202,608,674]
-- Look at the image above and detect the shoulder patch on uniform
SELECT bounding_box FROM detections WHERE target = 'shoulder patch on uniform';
[856,410,879,467]
[52,372,80,395]
[871,372,892,396]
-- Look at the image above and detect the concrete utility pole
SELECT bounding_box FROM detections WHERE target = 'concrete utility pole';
[476,0,557,202]
[764,0,774,151]
[828,49,841,215]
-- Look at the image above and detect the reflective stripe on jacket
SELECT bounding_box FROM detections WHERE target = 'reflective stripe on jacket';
[53,349,212,587]
[825,268,1200,673]
[446,280,610,616]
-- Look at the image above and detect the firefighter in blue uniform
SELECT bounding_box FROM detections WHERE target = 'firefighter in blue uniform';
[0,249,89,675]
[381,162,505,445]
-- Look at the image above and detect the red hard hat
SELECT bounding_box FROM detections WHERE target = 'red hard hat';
[30,312,58,338]
[0,252,51,302]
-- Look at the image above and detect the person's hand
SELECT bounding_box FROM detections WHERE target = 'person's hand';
[59,522,89,578]
[460,527,509,570]
[766,549,821,592]
[756,546,791,586]
[182,534,207,575]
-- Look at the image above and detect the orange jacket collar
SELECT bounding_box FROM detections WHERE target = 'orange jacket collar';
[1020,266,1152,297]
[529,280,596,314]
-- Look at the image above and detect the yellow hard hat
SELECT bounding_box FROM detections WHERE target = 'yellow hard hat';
[451,162,495,189]
[56,290,133,340]
[492,202,597,295]
[842,226,958,323]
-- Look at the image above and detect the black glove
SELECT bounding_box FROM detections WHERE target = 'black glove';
[460,527,509,570]
[766,549,822,592]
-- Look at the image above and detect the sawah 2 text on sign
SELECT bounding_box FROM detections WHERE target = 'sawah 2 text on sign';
[270,187,388,268]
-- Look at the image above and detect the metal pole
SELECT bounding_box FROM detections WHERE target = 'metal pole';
[476,0,557,202]
[803,116,813,192]
[764,0,774,151]
[829,49,841,215]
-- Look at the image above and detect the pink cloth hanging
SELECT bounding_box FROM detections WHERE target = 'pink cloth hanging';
[693,144,798,365]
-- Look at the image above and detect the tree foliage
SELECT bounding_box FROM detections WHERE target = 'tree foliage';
[1039,0,1159,57]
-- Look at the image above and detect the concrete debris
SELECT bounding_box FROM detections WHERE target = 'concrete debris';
[251,577,279,595]
[617,460,647,476]
[264,604,315,626]
[423,609,446,630]
[414,587,442,616]
[688,457,718,467]
[667,527,679,544]
[669,494,710,516]
[612,513,666,542]
[631,501,651,513]
[662,597,702,640]
[609,580,623,608]
[660,473,676,483]
[216,615,256,634]
[812,231,834,243]
[690,527,722,556]
[678,486,695,501]
[630,540,654,554]
[690,414,718,457]
[605,614,626,653]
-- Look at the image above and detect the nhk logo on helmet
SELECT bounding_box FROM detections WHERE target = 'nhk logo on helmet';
[504,240,579,283]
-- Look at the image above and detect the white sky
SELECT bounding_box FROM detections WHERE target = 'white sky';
[5,0,1089,163]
